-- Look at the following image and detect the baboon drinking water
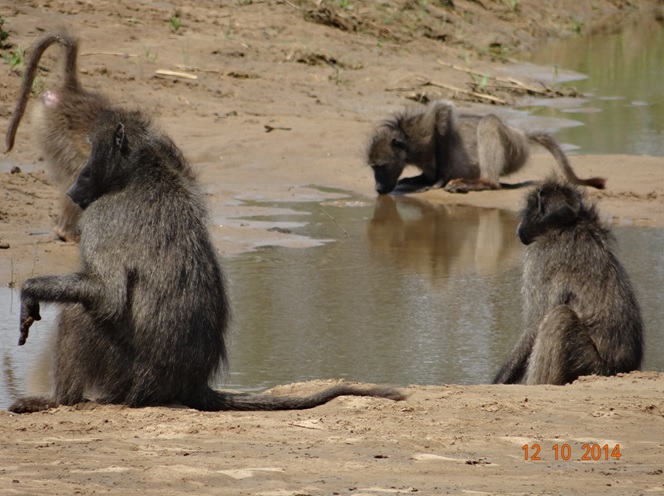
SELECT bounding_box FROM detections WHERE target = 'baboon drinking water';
[5,31,113,242]
[493,179,643,385]
[10,108,405,413]
[366,100,606,195]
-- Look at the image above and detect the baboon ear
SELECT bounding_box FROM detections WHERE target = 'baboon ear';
[390,137,406,150]
[114,123,126,151]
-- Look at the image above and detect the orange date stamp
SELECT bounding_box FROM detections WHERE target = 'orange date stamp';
[522,443,622,461]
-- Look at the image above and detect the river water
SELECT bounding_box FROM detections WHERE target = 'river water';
[1,197,663,410]
[522,19,664,156]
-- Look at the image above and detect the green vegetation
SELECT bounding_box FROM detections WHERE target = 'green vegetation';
[143,46,158,63]
[3,46,23,72]
[506,0,521,13]
[169,14,182,33]
[0,16,9,48]
[570,18,584,34]
[469,72,490,93]
[31,76,45,97]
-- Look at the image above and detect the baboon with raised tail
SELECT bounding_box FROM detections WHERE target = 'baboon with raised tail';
[493,179,643,385]
[5,31,113,242]
[10,108,405,413]
[366,100,606,195]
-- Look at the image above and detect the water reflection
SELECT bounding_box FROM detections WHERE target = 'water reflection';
[524,20,664,155]
[219,198,524,394]
[0,290,55,409]
[368,196,521,280]
[1,198,663,410]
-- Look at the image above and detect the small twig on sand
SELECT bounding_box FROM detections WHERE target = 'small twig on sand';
[436,60,550,95]
[154,69,198,80]
[427,81,507,104]
[290,422,322,430]
[388,75,507,104]
[319,207,348,238]
[8,258,15,288]
[175,64,224,74]
[81,51,138,58]
[264,124,292,133]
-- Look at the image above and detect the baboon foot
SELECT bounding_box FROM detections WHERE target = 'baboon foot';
[53,225,80,243]
[444,178,499,193]
[9,396,58,413]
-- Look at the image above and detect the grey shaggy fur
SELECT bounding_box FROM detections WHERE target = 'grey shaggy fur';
[493,180,643,385]
[366,100,606,195]
[5,30,113,242]
[10,108,404,413]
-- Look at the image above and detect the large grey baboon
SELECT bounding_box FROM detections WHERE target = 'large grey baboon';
[10,108,405,413]
[366,100,606,195]
[5,31,113,242]
[493,180,643,385]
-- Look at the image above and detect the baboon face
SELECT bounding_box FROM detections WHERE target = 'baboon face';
[68,122,128,209]
[517,182,582,245]
[367,127,407,195]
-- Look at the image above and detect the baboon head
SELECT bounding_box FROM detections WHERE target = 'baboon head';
[367,125,408,195]
[67,123,127,209]
[517,180,585,245]
[68,110,148,209]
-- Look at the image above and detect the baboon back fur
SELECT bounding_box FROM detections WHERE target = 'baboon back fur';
[493,179,643,385]
[5,31,113,241]
[366,100,606,195]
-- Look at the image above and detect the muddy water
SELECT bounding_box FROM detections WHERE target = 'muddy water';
[0,290,56,408]
[219,197,524,392]
[2,197,663,410]
[523,19,664,155]
[221,197,664,391]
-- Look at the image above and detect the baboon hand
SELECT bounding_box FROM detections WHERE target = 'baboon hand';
[19,297,41,346]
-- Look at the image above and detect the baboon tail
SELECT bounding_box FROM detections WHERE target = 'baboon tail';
[8,396,58,414]
[5,31,80,152]
[185,384,406,412]
[527,131,606,190]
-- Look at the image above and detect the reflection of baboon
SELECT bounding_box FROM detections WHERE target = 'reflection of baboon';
[10,109,404,413]
[367,195,520,280]
[366,100,606,195]
[493,180,643,385]
[5,31,112,242]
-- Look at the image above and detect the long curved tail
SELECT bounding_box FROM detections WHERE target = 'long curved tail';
[527,131,606,190]
[185,384,406,412]
[5,31,80,152]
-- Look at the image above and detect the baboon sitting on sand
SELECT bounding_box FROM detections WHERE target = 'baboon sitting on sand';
[11,108,405,413]
[493,179,643,385]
